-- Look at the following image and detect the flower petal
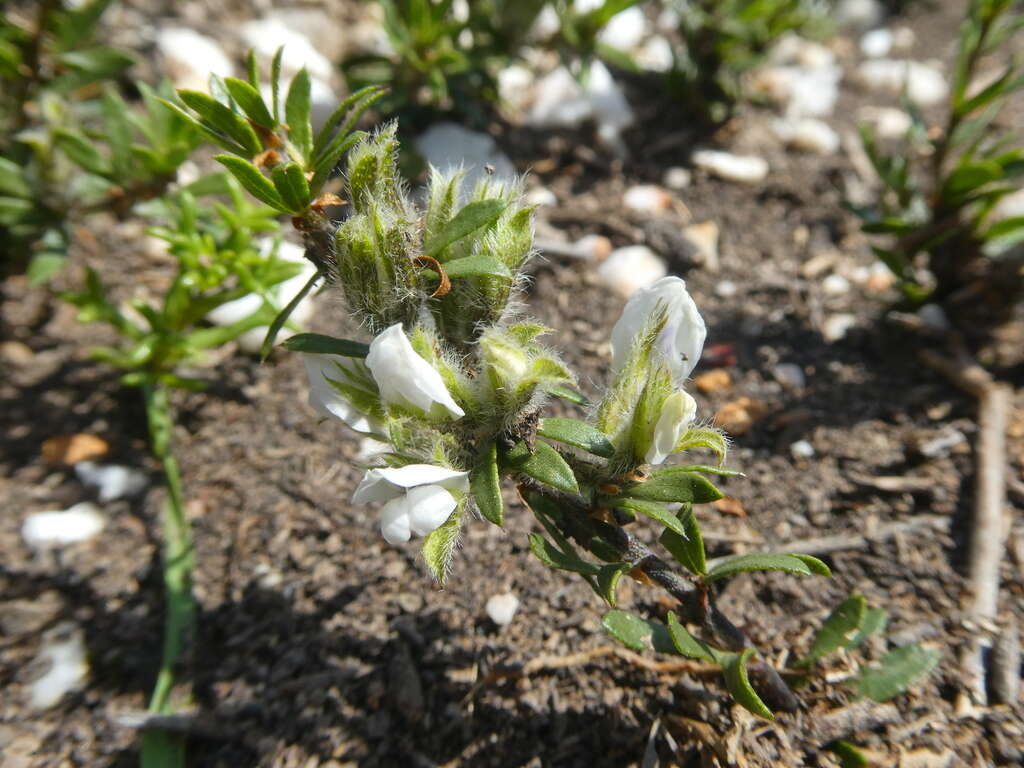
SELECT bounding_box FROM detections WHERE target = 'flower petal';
[645,390,697,465]
[303,353,385,435]
[379,497,412,544]
[352,464,469,504]
[366,324,465,419]
[406,485,458,536]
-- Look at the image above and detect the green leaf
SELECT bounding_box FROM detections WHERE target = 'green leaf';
[602,610,651,651]
[792,554,832,576]
[0,158,32,198]
[422,506,462,584]
[595,563,632,606]
[501,440,580,494]
[28,252,67,284]
[224,77,275,127]
[271,47,284,123]
[271,162,311,213]
[424,199,507,258]
[260,269,321,360]
[434,253,512,280]
[528,533,599,576]
[675,427,728,463]
[549,385,591,406]
[537,418,614,458]
[707,553,830,583]
[848,608,889,650]
[797,594,867,668]
[824,740,871,768]
[850,645,940,702]
[53,130,110,176]
[214,155,286,209]
[312,84,386,160]
[281,333,370,357]
[285,68,313,162]
[660,506,706,575]
[666,612,718,663]
[622,468,723,504]
[179,90,262,156]
[942,160,1002,199]
[471,440,503,527]
[723,647,775,720]
[612,497,686,536]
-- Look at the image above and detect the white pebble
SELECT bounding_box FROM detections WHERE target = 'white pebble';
[822,274,851,295]
[823,313,858,342]
[858,106,912,139]
[597,246,667,297]
[662,166,692,190]
[681,220,719,272]
[692,150,769,184]
[772,117,840,155]
[29,623,88,709]
[524,187,558,207]
[485,593,520,627]
[636,36,674,73]
[575,234,613,263]
[918,303,950,333]
[990,186,1024,222]
[790,440,815,459]
[75,462,148,502]
[773,363,806,390]
[497,64,536,113]
[715,280,738,298]
[156,28,234,92]
[857,59,949,107]
[240,17,333,80]
[860,28,894,58]
[835,0,884,31]
[597,6,649,52]
[415,122,515,187]
[623,184,672,214]
[22,503,105,549]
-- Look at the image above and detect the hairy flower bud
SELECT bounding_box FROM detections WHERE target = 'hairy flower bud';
[645,389,697,465]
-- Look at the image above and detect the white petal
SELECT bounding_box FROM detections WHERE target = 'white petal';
[379,497,412,544]
[366,324,465,419]
[610,276,706,386]
[303,353,384,435]
[645,390,697,465]
[352,464,469,504]
[406,485,458,536]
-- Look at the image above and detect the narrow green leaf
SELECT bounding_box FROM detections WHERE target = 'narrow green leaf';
[537,418,614,458]
[422,506,462,584]
[260,268,322,361]
[271,161,311,213]
[707,553,828,583]
[54,130,111,176]
[824,740,871,768]
[851,645,940,702]
[613,497,686,536]
[528,533,599,575]
[246,50,259,88]
[309,130,364,194]
[281,332,370,357]
[271,47,284,123]
[434,253,512,280]
[179,90,261,156]
[501,440,579,494]
[550,385,591,406]
[660,505,706,575]
[214,155,286,209]
[792,554,832,576]
[471,441,503,527]
[622,468,723,504]
[285,68,313,162]
[312,84,386,160]
[601,609,652,652]
[848,608,889,650]
[666,612,719,663]
[797,594,867,668]
[424,199,507,258]
[723,648,775,720]
[224,77,275,127]
[675,464,744,478]
[595,564,632,606]
[0,158,32,198]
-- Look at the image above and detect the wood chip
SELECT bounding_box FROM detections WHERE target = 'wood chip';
[41,434,109,465]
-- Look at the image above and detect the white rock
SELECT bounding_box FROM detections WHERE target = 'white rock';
[415,122,515,189]
[892,27,916,51]
[715,280,738,298]
[29,623,88,710]
[524,186,558,207]
[858,105,912,139]
[772,117,840,155]
[757,36,842,118]
[597,246,667,297]
[692,150,769,184]
[769,34,836,71]
[206,239,319,354]
[75,462,148,502]
[497,64,536,113]
[636,35,674,73]
[835,0,884,31]
[623,184,672,214]
[681,220,719,272]
[822,273,851,295]
[485,593,520,627]
[823,313,857,342]
[529,5,561,41]
[597,6,649,51]
[586,60,635,144]
[990,186,1024,222]
[156,28,234,92]
[575,234,613,263]
[22,503,105,549]
[857,59,949,106]
[773,363,806,390]
[240,17,333,80]
[663,166,692,190]
[527,61,634,150]
[790,440,815,459]
[860,28,894,58]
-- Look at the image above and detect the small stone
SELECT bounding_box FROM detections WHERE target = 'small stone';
[485,592,520,627]
[772,117,840,155]
[29,622,88,710]
[822,273,851,295]
[597,6,648,51]
[623,184,672,214]
[991,187,1024,222]
[41,434,108,465]
[681,220,720,272]
[860,28,894,58]
[918,303,950,333]
[857,59,949,107]
[596,246,667,297]
[74,462,148,502]
[395,592,424,614]
[772,363,806,390]
[524,187,557,207]
[662,166,692,190]
[858,106,912,139]
[415,122,515,188]
[636,35,674,72]
[855,260,895,293]
[835,0,884,31]
[801,249,838,278]
[240,17,333,80]
[714,397,769,436]
[156,28,234,92]
[22,503,105,549]
[576,234,613,263]
[715,280,738,298]
[694,369,733,394]
[823,313,858,342]
[790,440,815,459]
[917,427,966,458]
[497,64,536,113]
[1,340,34,365]
[692,150,769,184]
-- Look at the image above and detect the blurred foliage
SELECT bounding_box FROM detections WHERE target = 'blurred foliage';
[854,0,1024,332]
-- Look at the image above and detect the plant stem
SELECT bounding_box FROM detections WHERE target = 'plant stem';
[140,383,194,768]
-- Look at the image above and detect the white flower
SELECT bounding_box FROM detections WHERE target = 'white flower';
[366,324,464,419]
[353,464,470,544]
[304,353,385,436]
[645,390,697,465]
[610,276,707,386]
